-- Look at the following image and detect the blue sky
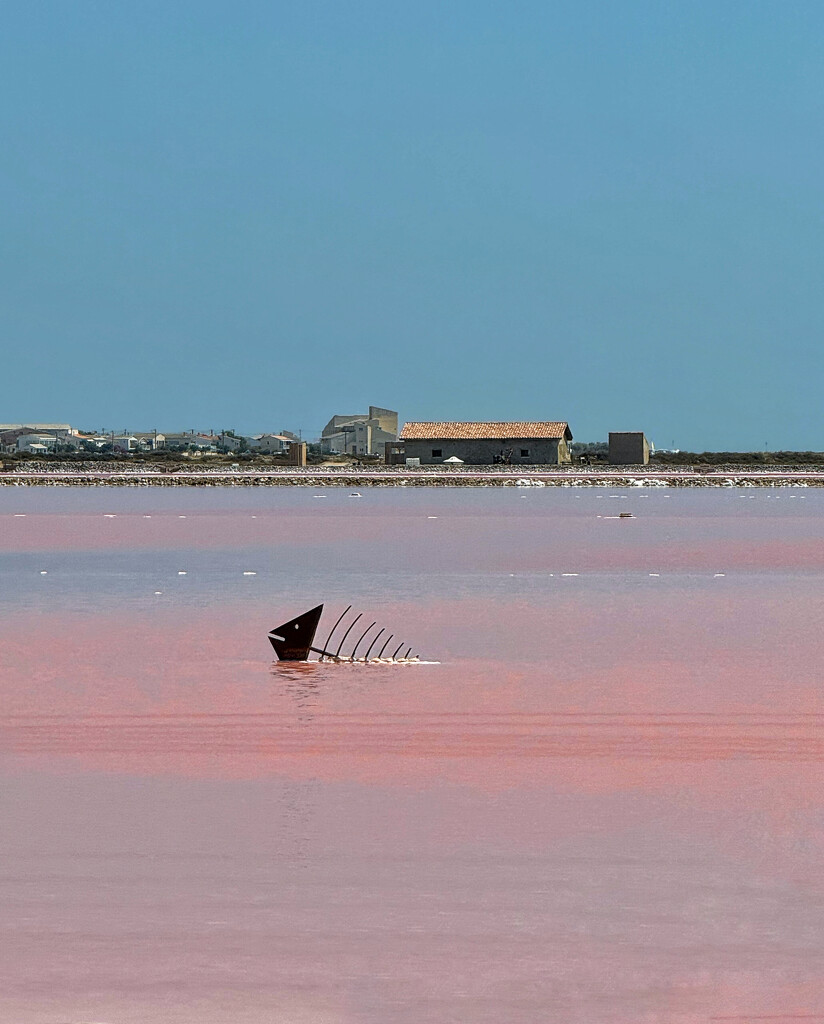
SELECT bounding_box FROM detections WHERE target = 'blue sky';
[1,1,822,449]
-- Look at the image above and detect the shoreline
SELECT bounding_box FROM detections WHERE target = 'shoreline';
[1,467,823,487]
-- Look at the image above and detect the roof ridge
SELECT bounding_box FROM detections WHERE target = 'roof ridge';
[399,420,571,440]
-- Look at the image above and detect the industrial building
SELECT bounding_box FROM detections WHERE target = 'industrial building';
[320,406,398,456]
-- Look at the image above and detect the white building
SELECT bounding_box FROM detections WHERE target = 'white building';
[320,406,398,456]
[130,432,166,451]
[17,433,58,453]
[164,432,219,452]
[255,434,294,454]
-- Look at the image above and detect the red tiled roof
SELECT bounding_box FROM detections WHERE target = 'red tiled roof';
[399,421,572,441]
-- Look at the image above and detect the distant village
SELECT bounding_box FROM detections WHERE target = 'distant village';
[0,407,658,467]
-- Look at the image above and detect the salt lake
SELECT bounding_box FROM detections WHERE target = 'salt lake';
[2,485,824,1022]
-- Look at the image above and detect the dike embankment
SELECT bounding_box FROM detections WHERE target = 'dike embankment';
[2,465,824,487]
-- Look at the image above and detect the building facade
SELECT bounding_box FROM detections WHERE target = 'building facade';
[255,434,294,454]
[608,432,650,465]
[398,422,573,466]
[320,406,398,456]
[16,433,58,453]
[0,424,72,438]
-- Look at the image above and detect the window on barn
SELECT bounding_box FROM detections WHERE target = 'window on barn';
[432,449,442,458]
[520,449,529,458]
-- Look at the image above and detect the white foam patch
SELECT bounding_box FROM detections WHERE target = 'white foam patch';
[344,659,442,666]
[649,573,660,577]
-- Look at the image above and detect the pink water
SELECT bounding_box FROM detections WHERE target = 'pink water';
[2,486,824,1023]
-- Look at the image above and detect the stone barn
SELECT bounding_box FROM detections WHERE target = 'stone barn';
[399,422,573,466]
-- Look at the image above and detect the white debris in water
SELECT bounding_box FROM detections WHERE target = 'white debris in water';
[714,573,726,577]
[13,513,26,517]
[562,573,579,577]
[178,515,187,518]
[143,514,152,518]
[350,492,362,497]
[103,514,117,518]
[243,571,257,576]
[178,571,187,575]
[649,573,660,577]
[40,570,47,575]
[313,495,326,498]
[427,516,438,519]
[154,591,163,595]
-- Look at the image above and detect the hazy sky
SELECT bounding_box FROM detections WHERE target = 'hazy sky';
[2,1,822,448]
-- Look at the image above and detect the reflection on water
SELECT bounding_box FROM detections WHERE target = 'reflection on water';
[2,487,824,1023]
[274,661,322,712]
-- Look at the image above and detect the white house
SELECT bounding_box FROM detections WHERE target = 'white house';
[130,432,166,451]
[163,432,219,452]
[256,434,294,454]
[17,433,58,453]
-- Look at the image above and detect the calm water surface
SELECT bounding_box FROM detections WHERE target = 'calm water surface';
[2,486,824,1023]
